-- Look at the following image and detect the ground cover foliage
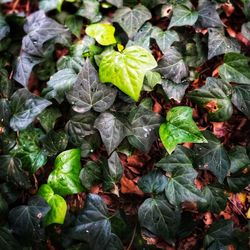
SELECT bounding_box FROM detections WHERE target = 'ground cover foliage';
[0,0,249,249]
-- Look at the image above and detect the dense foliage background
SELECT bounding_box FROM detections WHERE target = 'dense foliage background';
[0,0,249,249]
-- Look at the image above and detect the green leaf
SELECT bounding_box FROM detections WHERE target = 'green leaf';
[47,148,84,196]
[138,170,168,194]
[94,112,129,155]
[0,194,8,219]
[0,14,10,40]
[162,79,189,102]
[156,145,194,172]
[168,5,198,29]
[204,219,234,249]
[39,0,64,12]
[197,0,223,28]
[164,165,204,205]
[10,88,51,131]
[10,128,47,174]
[0,227,21,249]
[99,46,157,101]
[40,130,68,156]
[106,0,122,8]
[0,155,31,189]
[0,68,13,99]
[65,15,83,38]
[86,23,116,46]
[45,68,77,102]
[208,28,240,60]
[138,197,180,244]
[127,105,162,152]
[156,47,188,83]
[38,184,67,225]
[232,84,250,118]
[103,151,123,191]
[65,112,96,146]
[193,131,230,183]
[65,194,122,250]
[66,59,117,113]
[228,146,250,173]
[198,185,228,213]
[241,22,250,41]
[38,107,61,133]
[113,4,152,38]
[227,171,250,193]
[159,106,207,154]
[188,77,233,121]
[77,0,102,23]
[151,27,179,54]
[79,161,102,190]
[218,53,250,84]
[8,196,50,243]
[143,71,162,91]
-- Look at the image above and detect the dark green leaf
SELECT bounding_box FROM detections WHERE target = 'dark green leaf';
[169,5,198,28]
[198,185,228,213]
[227,171,250,193]
[0,155,31,189]
[0,68,12,99]
[0,14,10,40]
[138,197,180,244]
[38,107,61,133]
[0,194,8,219]
[48,148,84,196]
[228,146,250,173]
[103,151,123,191]
[79,161,102,190]
[218,53,250,84]
[67,59,117,113]
[165,165,204,205]
[162,79,189,102]
[159,106,207,154]
[204,219,234,249]
[0,99,11,127]
[65,15,83,38]
[138,170,168,194]
[193,131,230,183]
[188,77,233,121]
[10,88,51,131]
[156,47,189,83]
[197,0,223,28]
[10,128,47,173]
[38,184,67,225]
[0,227,20,249]
[208,28,240,60]
[156,145,194,172]
[232,84,250,118]
[8,196,50,243]
[128,105,162,152]
[40,130,68,156]
[94,112,130,155]
[113,4,152,38]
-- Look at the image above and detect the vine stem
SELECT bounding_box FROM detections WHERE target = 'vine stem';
[126,223,137,250]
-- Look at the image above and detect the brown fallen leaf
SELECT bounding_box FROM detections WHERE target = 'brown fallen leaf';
[203,212,213,226]
[120,175,144,195]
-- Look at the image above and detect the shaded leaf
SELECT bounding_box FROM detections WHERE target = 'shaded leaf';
[9,88,51,131]
[0,14,10,40]
[113,4,152,38]
[65,15,83,38]
[67,59,117,113]
[208,28,240,60]
[188,77,233,121]
[38,184,67,225]
[218,53,250,84]
[193,131,230,183]
[94,112,129,155]
[138,170,168,194]
[159,106,207,154]
[39,0,64,12]
[241,21,250,41]
[77,0,102,23]
[86,23,116,46]
[128,105,162,152]
[169,5,198,28]
[8,196,50,243]
[138,197,180,244]
[0,227,21,249]
[227,171,250,193]
[48,149,84,196]
[99,46,157,101]
[156,47,189,83]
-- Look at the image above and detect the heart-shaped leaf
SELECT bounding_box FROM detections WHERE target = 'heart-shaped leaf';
[188,77,233,121]
[113,4,151,38]
[47,148,84,196]
[86,23,116,46]
[99,46,157,101]
[38,184,67,225]
[159,106,207,154]
[67,59,117,113]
